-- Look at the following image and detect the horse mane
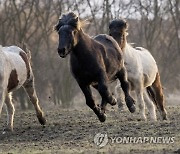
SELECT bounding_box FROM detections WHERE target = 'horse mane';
[55,12,86,31]
[135,47,144,51]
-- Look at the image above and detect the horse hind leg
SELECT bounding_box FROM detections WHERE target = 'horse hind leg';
[0,87,6,118]
[0,85,9,131]
[79,83,106,122]
[23,76,46,125]
[143,90,157,121]
[117,67,136,113]
[92,84,107,113]
[114,82,125,111]
[97,72,117,106]
[5,93,15,131]
[151,72,167,120]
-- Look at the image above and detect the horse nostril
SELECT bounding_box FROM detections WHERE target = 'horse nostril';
[62,48,65,54]
[58,48,66,58]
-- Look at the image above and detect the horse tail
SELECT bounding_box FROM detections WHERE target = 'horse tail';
[146,72,167,120]
[146,86,157,106]
[21,43,31,60]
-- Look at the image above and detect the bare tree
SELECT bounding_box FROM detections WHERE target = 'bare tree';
[0,0,179,110]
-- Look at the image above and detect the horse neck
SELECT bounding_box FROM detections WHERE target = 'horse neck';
[72,29,92,57]
[119,33,127,52]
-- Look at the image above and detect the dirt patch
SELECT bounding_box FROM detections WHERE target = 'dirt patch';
[0,106,180,154]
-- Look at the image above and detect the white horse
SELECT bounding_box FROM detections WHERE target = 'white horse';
[0,45,46,131]
[109,19,167,121]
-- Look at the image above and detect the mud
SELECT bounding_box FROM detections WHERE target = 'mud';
[0,106,180,154]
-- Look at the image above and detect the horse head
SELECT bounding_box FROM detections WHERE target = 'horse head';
[109,19,128,50]
[55,12,81,58]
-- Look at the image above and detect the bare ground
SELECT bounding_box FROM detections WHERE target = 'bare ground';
[0,105,180,154]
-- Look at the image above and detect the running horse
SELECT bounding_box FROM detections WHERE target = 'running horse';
[109,19,167,121]
[55,12,135,122]
[0,45,46,131]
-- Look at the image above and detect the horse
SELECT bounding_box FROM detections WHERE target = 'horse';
[109,19,167,121]
[55,12,136,122]
[0,45,46,131]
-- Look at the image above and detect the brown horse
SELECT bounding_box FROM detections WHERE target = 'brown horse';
[109,19,167,120]
[55,12,135,122]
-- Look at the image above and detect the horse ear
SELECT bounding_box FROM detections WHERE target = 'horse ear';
[124,21,128,30]
[75,17,79,22]
[75,17,81,30]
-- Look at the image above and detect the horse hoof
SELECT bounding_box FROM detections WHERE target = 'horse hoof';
[125,96,136,113]
[109,97,117,106]
[98,113,106,122]
[38,116,46,125]
[163,116,168,120]
[162,112,168,120]
[129,104,136,113]
[118,100,124,111]
[3,127,13,132]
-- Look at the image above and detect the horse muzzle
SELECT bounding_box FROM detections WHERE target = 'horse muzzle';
[58,48,69,58]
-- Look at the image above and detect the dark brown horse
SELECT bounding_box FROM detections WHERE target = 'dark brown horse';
[55,12,135,122]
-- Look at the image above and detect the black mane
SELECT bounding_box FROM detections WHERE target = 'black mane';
[55,12,79,31]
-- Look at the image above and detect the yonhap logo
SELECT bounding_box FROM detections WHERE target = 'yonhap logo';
[94,133,108,147]
[93,133,175,147]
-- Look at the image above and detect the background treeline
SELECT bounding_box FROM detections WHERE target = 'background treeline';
[0,0,179,109]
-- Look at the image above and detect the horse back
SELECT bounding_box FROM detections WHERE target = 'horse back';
[93,34,123,80]
[126,45,158,87]
[94,34,122,55]
[94,34,123,64]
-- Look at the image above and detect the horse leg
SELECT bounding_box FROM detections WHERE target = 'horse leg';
[143,90,157,121]
[117,67,135,113]
[114,82,125,111]
[79,83,106,122]
[5,93,15,131]
[0,88,6,118]
[97,73,117,108]
[152,72,167,120]
[23,77,46,125]
[92,85,107,113]
[135,87,146,121]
